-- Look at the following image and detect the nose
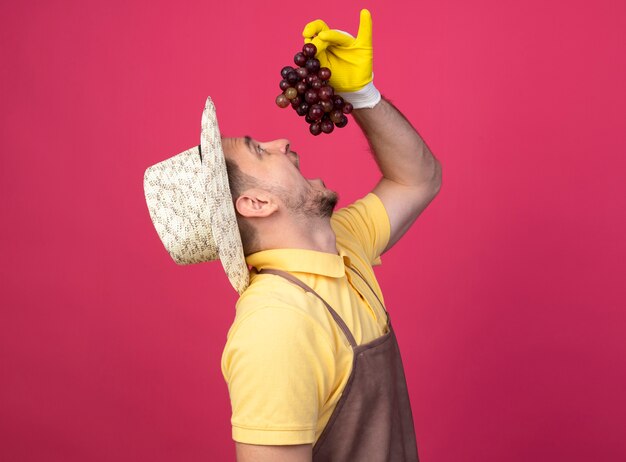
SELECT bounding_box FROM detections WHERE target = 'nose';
[267,138,291,154]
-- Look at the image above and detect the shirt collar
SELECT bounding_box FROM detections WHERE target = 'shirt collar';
[246,248,351,278]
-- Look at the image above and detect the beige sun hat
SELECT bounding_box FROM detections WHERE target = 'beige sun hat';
[143,96,249,294]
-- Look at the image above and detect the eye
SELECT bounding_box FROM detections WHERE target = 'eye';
[256,144,265,154]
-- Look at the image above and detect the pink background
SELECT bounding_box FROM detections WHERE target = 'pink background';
[1,0,625,460]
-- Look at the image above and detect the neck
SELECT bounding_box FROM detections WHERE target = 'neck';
[256,214,338,255]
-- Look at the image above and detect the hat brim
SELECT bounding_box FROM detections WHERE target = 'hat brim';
[200,97,249,295]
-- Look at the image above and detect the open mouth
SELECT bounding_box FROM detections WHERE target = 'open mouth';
[290,151,300,170]
[308,178,325,188]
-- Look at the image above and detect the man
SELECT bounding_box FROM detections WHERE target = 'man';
[221,10,441,461]
[144,9,441,462]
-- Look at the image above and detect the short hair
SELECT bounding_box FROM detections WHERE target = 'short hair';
[224,157,260,255]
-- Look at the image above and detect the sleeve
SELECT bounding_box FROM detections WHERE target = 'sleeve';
[221,306,336,446]
[331,192,391,266]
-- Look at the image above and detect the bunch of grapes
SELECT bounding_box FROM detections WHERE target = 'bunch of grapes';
[275,43,353,136]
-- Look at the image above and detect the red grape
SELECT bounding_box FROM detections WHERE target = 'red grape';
[321,100,333,112]
[318,86,333,101]
[305,58,321,73]
[303,43,317,57]
[332,95,345,108]
[306,74,319,86]
[335,115,348,128]
[309,122,322,136]
[290,95,302,108]
[320,119,334,134]
[304,89,319,104]
[281,66,294,79]
[286,71,299,85]
[276,44,349,135]
[308,104,324,120]
[330,109,343,123]
[318,67,331,80]
[296,102,309,116]
[294,52,307,67]
[295,81,307,94]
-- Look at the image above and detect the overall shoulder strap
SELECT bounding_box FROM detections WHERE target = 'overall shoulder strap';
[347,265,390,324]
[258,268,358,348]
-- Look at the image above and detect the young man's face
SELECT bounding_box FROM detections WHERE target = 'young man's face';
[221,136,338,218]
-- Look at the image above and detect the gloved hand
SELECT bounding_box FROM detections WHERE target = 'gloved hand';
[302,9,381,109]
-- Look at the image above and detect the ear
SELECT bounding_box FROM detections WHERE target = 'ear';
[235,188,279,218]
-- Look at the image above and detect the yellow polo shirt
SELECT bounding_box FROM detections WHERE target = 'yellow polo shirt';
[221,193,391,446]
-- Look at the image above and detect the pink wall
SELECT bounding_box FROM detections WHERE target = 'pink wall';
[1,0,625,460]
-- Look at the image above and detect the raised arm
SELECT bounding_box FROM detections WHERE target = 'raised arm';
[353,98,441,253]
[304,9,442,253]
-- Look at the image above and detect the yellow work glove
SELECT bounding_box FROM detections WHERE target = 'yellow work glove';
[302,9,381,109]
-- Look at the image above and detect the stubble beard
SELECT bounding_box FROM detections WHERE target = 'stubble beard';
[283,186,339,219]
